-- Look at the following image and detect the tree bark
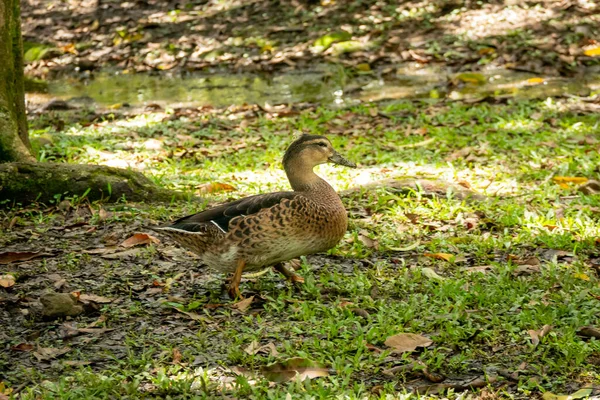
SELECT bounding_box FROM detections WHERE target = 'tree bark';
[0,0,33,162]
[0,162,191,204]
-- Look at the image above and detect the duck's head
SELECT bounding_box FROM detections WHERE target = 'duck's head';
[283,134,356,170]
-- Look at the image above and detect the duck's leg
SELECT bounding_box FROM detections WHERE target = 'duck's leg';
[228,259,246,299]
[273,263,305,284]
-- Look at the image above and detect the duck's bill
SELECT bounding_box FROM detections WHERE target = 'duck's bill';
[328,152,357,168]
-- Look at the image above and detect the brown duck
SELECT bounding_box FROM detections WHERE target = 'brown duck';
[155,134,356,298]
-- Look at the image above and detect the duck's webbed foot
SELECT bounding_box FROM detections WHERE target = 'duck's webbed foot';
[273,262,305,284]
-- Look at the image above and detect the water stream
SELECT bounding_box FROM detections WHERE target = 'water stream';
[32,64,600,108]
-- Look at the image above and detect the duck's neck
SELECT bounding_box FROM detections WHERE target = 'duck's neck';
[284,160,328,192]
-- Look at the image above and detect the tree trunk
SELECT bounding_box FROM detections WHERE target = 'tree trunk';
[0,0,33,162]
[0,0,190,205]
[0,162,191,204]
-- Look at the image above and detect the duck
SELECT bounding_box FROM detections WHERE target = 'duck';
[154,134,356,299]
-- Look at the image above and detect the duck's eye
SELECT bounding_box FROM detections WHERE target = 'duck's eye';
[317,142,327,148]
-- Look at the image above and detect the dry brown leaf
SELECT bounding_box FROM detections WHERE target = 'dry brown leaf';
[528,324,552,347]
[465,265,494,274]
[0,251,53,264]
[172,348,182,364]
[171,307,205,322]
[120,233,160,248]
[11,343,34,352]
[0,274,15,288]
[197,182,236,193]
[232,296,254,312]
[358,230,378,249]
[424,253,454,262]
[404,213,419,224]
[384,333,433,353]
[78,293,113,304]
[261,357,329,383]
[97,208,110,222]
[33,346,71,361]
[578,326,600,339]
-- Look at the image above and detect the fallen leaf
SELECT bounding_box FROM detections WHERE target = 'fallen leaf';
[11,343,34,352]
[245,341,279,356]
[358,230,378,249]
[384,333,433,353]
[99,248,142,259]
[78,294,113,304]
[261,357,329,383]
[553,176,588,185]
[424,253,454,262]
[420,267,445,281]
[0,382,12,398]
[465,265,494,274]
[120,233,160,248]
[60,43,77,54]
[583,45,600,57]
[515,256,540,266]
[579,180,600,195]
[97,208,110,222]
[527,77,545,84]
[573,272,590,281]
[171,307,205,322]
[232,296,254,312]
[365,343,383,353]
[197,182,236,193]
[528,324,552,347]
[313,31,352,52]
[0,251,53,264]
[542,388,593,400]
[63,360,92,367]
[0,274,15,288]
[455,72,486,85]
[33,346,71,361]
[172,348,182,364]
[578,326,600,339]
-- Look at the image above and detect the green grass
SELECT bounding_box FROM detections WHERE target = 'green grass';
[2,98,600,399]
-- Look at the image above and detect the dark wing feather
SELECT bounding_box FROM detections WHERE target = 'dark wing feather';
[166,191,298,232]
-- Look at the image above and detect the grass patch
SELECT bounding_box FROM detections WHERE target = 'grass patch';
[2,98,600,399]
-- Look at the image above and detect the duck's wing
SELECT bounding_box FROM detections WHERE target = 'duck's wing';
[164,191,299,233]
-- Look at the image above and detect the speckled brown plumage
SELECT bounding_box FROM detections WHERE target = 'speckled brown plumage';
[154,134,356,298]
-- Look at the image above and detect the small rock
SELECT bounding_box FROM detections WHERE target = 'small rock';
[40,293,84,319]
